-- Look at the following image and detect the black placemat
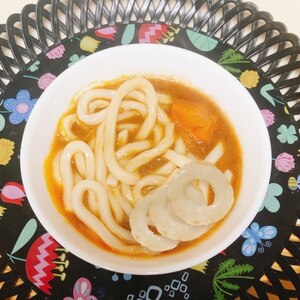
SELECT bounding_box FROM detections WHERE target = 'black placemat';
[0,1,299,299]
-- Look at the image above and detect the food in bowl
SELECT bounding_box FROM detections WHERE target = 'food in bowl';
[21,44,271,274]
[44,75,242,255]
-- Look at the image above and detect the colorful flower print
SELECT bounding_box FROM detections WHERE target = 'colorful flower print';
[3,90,37,124]
[38,73,57,89]
[27,60,40,72]
[241,222,277,257]
[23,73,56,90]
[68,54,86,67]
[80,36,100,53]
[26,233,69,295]
[64,277,97,300]
[259,183,282,213]
[1,182,26,206]
[138,24,169,43]
[213,259,254,299]
[261,109,275,127]
[288,175,300,191]
[0,206,6,219]
[275,152,295,172]
[46,44,66,59]
[95,26,117,40]
[0,138,14,165]
[277,124,298,144]
[240,70,259,88]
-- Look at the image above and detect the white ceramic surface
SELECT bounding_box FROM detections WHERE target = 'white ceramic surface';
[20,44,272,274]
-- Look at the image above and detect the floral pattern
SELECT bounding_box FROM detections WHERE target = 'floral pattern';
[239,70,260,88]
[46,45,66,59]
[0,138,14,165]
[274,152,295,172]
[0,23,298,299]
[3,90,37,124]
[277,124,298,144]
[261,109,275,127]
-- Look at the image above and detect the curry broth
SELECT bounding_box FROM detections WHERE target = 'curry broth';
[44,76,242,257]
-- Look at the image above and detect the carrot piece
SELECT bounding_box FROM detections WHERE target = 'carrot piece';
[171,101,215,142]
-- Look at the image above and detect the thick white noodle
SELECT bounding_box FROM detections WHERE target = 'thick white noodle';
[106,173,118,188]
[117,129,129,147]
[125,123,175,172]
[129,195,179,251]
[59,114,78,141]
[72,180,149,254]
[116,140,152,160]
[121,100,147,116]
[111,188,133,217]
[163,149,192,168]
[72,180,135,242]
[60,140,95,211]
[224,169,233,182]
[107,190,124,224]
[153,124,163,145]
[104,78,158,184]
[133,174,166,202]
[52,150,62,184]
[94,123,106,182]
[204,142,223,163]
[149,187,209,241]
[175,136,186,154]
[74,153,86,178]
[121,183,135,205]
[168,162,234,226]
[77,89,113,125]
[155,161,176,176]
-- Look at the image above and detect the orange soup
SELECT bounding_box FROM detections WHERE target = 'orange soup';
[44,76,242,256]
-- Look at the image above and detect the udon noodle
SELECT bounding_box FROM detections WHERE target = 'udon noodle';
[45,76,242,255]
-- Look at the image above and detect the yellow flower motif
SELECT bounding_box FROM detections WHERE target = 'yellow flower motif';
[80,36,100,53]
[0,138,15,165]
[191,260,209,274]
[240,70,260,89]
[0,206,6,219]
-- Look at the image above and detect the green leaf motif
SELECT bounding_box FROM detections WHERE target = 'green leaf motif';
[219,280,240,291]
[10,218,38,255]
[220,264,254,278]
[187,30,218,52]
[214,289,225,300]
[122,24,136,45]
[260,83,284,107]
[0,114,5,132]
[218,49,247,64]
[217,258,236,275]
[222,65,242,75]
[213,259,254,300]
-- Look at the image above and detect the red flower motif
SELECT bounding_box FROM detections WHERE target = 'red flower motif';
[38,73,56,90]
[138,24,169,43]
[95,26,117,40]
[0,182,25,206]
[275,152,295,172]
[26,233,59,295]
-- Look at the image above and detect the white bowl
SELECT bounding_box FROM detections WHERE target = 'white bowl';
[20,44,271,275]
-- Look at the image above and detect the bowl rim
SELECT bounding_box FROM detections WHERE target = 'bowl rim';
[20,43,272,275]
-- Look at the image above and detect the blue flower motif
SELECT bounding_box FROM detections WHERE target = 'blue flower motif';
[277,124,298,144]
[3,90,37,125]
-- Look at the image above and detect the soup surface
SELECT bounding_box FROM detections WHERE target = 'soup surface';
[44,76,242,256]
